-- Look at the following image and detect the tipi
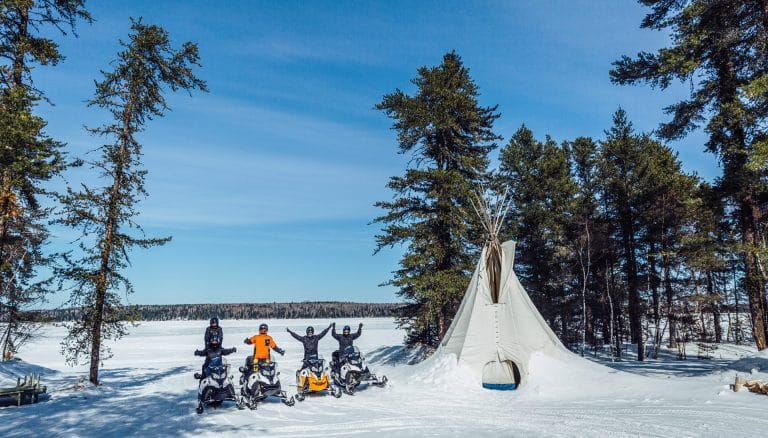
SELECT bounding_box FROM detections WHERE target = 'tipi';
[439,191,570,390]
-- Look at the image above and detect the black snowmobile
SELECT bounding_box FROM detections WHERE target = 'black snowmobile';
[239,354,295,409]
[330,346,388,395]
[194,355,242,414]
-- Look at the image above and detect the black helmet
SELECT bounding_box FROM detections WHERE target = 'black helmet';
[342,325,351,334]
[259,323,268,331]
[209,335,221,348]
[306,326,315,335]
[210,317,219,326]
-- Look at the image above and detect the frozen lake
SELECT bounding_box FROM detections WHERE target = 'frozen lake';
[1,318,767,437]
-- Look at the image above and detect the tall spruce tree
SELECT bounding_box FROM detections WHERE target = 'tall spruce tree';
[374,51,500,347]
[599,109,651,360]
[497,126,577,338]
[568,136,601,354]
[611,0,768,350]
[57,18,206,384]
[0,0,90,360]
[0,1,91,91]
[638,137,699,353]
[681,182,728,344]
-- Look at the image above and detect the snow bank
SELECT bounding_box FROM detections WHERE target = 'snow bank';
[406,351,478,390]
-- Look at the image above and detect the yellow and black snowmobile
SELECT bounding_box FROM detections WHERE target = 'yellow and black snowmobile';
[295,356,342,401]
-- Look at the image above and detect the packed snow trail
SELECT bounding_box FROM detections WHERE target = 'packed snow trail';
[1,318,767,437]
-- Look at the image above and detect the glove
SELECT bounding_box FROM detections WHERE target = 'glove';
[233,347,237,353]
[276,347,285,356]
[359,323,363,329]
[332,322,336,327]
[243,338,250,344]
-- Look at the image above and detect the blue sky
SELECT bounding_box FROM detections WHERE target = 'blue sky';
[31,0,716,307]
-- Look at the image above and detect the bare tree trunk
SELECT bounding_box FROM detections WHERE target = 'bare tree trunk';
[755,234,768,343]
[619,204,643,360]
[605,261,616,361]
[0,178,11,313]
[733,263,742,344]
[1,311,14,360]
[437,307,446,342]
[648,244,661,358]
[723,271,733,342]
[743,198,767,350]
[89,87,135,385]
[89,166,122,385]
[579,220,590,356]
[707,270,722,343]
[663,253,677,348]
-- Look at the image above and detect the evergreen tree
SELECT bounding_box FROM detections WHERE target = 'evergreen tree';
[374,51,500,347]
[0,1,91,91]
[611,0,768,350]
[56,18,206,384]
[0,0,90,360]
[497,126,576,338]
[568,136,601,354]
[681,182,728,344]
[598,109,653,360]
[638,138,699,353]
[599,109,645,358]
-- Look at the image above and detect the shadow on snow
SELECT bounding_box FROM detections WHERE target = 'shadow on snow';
[0,363,238,437]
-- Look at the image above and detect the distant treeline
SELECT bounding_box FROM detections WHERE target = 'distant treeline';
[37,302,402,322]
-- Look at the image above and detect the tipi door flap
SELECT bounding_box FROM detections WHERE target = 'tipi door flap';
[482,360,518,385]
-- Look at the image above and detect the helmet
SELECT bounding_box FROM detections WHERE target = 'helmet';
[342,325,351,334]
[259,323,268,331]
[210,317,219,326]
[306,326,315,335]
[209,336,221,348]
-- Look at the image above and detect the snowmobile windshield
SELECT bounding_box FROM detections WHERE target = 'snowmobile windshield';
[259,362,276,378]
[308,358,325,375]
[343,346,360,357]
[342,346,362,365]
[206,356,227,379]
[209,356,224,367]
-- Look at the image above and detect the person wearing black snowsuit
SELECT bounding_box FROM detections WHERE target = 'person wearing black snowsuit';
[331,322,362,371]
[332,322,362,351]
[287,324,332,367]
[194,339,236,379]
[204,317,223,347]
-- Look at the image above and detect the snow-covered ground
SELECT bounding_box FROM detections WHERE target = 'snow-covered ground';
[1,318,768,437]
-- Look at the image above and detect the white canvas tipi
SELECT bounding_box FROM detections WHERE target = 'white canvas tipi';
[439,193,569,390]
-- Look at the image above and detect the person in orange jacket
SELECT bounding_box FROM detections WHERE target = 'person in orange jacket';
[243,323,285,370]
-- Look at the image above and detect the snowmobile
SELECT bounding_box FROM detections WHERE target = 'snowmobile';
[330,346,388,395]
[295,356,341,401]
[194,356,242,414]
[239,354,295,409]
